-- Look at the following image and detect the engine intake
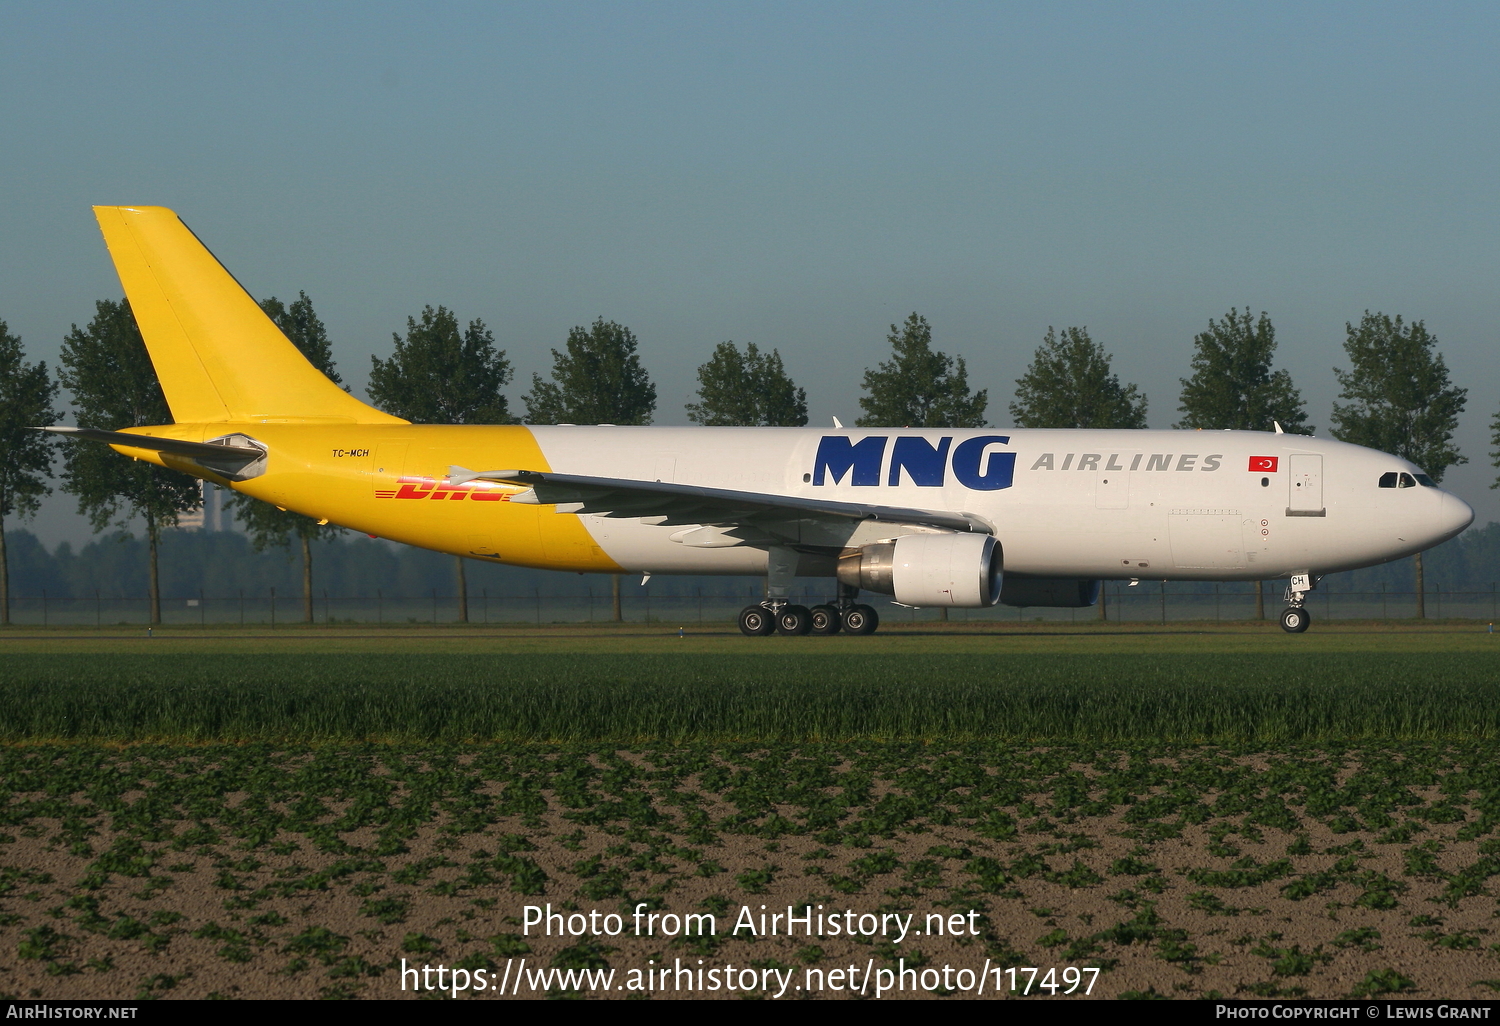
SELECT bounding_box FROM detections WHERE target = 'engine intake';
[837,533,1002,608]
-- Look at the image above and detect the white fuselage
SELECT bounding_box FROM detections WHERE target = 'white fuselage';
[528,426,1473,581]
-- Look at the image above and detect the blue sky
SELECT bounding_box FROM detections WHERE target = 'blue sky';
[3,1,1498,545]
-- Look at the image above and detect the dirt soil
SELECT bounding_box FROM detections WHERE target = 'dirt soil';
[3,744,1499,1000]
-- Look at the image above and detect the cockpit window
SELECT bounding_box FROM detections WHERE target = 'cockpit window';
[1379,472,1398,488]
[1398,473,1417,489]
[1414,474,1436,487]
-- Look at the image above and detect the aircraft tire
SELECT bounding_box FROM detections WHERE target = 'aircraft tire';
[843,604,880,636]
[738,605,775,637]
[1279,607,1311,634]
[776,604,813,636]
[808,604,842,635]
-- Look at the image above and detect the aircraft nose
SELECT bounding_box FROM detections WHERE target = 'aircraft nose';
[1441,490,1474,539]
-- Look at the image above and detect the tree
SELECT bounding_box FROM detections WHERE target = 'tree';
[1178,308,1310,620]
[685,341,808,426]
[368,305,514,622]
[524,317,657,621]
[0,321,61,625]
[224,293,347,622]
[1010,326,1148,429]
[1331,312,1467,618]
[524,318,656,426]
[1491,406,1500,490]
[59,300,202,624]
[1177,309,1311,433]
[369,305,513,425]
[856,313,986,428]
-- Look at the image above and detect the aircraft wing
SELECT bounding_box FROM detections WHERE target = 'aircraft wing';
[449,466,991,534]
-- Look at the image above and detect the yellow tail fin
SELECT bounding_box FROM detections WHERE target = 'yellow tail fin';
[93,205,405,425]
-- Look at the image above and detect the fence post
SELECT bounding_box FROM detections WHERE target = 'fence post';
[323,588,329,624]
[1159,581,1166,624]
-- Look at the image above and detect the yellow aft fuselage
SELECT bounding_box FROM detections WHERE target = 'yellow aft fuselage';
[114,422,621,573]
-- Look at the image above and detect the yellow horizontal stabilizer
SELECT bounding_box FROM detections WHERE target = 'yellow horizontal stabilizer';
[92,205,405,425]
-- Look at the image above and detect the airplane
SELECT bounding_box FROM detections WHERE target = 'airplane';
[47,206,1475,635]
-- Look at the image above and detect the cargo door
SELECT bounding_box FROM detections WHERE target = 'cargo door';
[372,441,409,498]
[1287,454,1324,516]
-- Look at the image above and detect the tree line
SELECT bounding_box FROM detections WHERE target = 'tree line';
[0,296,1492,624]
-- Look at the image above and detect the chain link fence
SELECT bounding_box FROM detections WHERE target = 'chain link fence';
[6,581,1499,626]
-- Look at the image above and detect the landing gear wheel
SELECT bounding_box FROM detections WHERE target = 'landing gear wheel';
[776,604,812,636]
[809,604,842,635]
[738,605,775,637]
[842,603,880,636]
[1279,607,1311,634]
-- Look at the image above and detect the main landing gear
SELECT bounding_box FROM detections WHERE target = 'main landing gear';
[738,579,880,638]
[737,600,880,637]
[1278,573,1316,634]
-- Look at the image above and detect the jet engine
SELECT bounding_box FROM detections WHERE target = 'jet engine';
[837,533,1002,607]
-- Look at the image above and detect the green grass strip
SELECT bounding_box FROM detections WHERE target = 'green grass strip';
[1,652,1498,743]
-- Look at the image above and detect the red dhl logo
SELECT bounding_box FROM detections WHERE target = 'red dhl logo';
[375,476,515,501]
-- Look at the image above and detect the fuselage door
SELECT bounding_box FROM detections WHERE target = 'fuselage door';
[1287,454,1324,516]
[372,441,409,498]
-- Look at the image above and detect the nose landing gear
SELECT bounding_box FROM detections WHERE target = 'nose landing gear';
[1279,606,1311,633]
[1278,573,1316,633]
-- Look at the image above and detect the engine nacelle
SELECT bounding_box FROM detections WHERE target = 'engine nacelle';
[999,577,1100,608]
[837,533,1002,608]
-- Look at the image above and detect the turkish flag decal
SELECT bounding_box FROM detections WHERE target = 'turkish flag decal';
[1249,456,1279,473]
